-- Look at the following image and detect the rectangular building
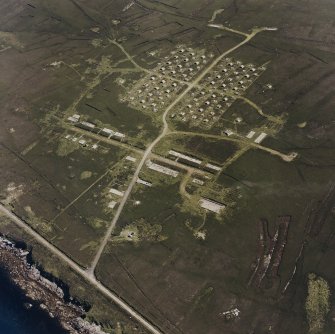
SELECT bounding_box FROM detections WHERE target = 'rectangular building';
[199,198,225,214]
[146,160,179,177]
[192,178,204,185]
[205,163,222,172]
[101,128,114,137]
[109,188,124,197]
[254,132,267,144]
[126,156,137,162]
[136,178,152,187]
[108,201,117,209]
[169,150,202,165]
[81,121,95,129]
[67,116,79,123]
[246,130,256,139]
[114,132,126,139]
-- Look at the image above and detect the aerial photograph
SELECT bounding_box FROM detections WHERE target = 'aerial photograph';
[0,1,334,333]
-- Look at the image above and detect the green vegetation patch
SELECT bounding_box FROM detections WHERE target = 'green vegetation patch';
[111,219,167,245]
[306,273,331,333]
[155,134,239,165]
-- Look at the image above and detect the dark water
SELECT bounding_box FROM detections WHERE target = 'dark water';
[0,268,68,334]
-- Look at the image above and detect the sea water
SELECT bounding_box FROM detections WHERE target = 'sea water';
[0,268,67,334]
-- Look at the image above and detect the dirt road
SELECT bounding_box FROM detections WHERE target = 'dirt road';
[0,204,163,334]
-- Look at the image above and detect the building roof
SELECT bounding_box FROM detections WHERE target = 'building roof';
[199,198,225,214]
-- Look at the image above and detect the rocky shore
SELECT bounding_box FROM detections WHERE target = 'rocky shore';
[0,236,107,334]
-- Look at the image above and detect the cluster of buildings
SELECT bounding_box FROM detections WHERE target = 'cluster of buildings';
[206,57,265,94]
[125,74,183,113]
[121,44,272,142]
[220,308,241,320]
[170,87,235,127]
[107,189,123,209]
[144,151,226,215]
[67,114,126,142]
[171,57,266,128]
[65,52,263,216]
[155,45,213,82]
[168,149,222,173]
[64,133,99,150]
[104,155,137,211]
[246,130,267,144]
[122,45,213,114]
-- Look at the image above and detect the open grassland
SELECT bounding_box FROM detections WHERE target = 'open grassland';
[1,0,335,333]
[1,135,137,266]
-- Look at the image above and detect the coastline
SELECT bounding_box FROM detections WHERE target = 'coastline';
[0,236,108,334]
[0,266,68,334]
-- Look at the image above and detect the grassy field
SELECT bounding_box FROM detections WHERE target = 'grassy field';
[1,0,335,333]
[1,130,137,266]
[154,134,239,165]
[0,218,148,334]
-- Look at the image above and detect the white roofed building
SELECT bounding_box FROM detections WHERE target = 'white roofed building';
[254,132,267,144]
[146,160,179,177]
[108,201,117,209]
[199,198,225,214]
[109,188,124,197]
[169,150,202,165]
[136,178,152,187]
[246,130,256,139]
[205,163,221,172]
